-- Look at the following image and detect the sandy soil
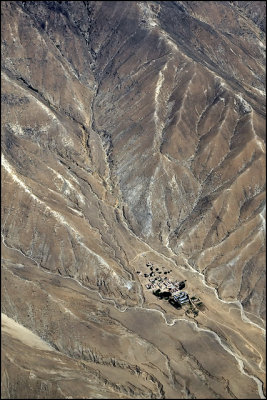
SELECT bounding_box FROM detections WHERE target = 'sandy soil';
[2,313,53,352]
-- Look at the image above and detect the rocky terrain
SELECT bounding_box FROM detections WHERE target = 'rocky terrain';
[1,1,266,399]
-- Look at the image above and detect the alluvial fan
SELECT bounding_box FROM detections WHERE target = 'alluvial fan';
[1,1,266,399]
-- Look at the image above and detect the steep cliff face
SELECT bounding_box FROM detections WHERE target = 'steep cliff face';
[1,1,266,399]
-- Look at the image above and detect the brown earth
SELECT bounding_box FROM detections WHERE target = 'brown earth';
[1,1,266,399]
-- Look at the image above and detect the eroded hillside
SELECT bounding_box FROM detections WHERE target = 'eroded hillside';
[1,1,266,399]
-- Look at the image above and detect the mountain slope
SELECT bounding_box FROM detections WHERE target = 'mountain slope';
[1,1,266,399]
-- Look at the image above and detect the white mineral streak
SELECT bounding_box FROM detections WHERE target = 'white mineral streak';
[247,110,265,154]
[47,166,85,204]
[254,87,266,96]
[2,6,266,398]
[259,205,266,232]
[1,232,265,399]
[236,93,252,113]
[144,165,160,237]
[250,114,265,236]
[2,71,73,146]
[1,154,123,284]
[2,71,57,122]
[174,248,266,334]
[146,56,171,238]
[171,318,266,399]
[6,124,24,136]
[130,209,266,335]
[134,234,266,336]
[1,231,122,310]
[154,62,168,140]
